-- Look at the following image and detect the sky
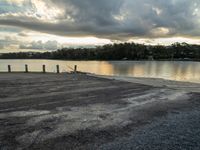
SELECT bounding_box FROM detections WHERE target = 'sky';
[0,0,200,52]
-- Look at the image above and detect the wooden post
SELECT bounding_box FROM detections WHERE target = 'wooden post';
[74,65,77,73]
[8,65,11,73]
[42,65,46,73]
[56,65,60,73]
[25,64,28,73]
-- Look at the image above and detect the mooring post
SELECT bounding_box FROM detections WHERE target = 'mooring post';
[8,65,11,73]
[74,65,77,73]
[56,65,60,73]
[25,64,28,73]
[42,65,46,73]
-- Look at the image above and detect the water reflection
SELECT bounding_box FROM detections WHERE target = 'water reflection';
[0,60,199,83]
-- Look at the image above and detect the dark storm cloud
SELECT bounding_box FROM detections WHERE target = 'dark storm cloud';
[0,0,200,40]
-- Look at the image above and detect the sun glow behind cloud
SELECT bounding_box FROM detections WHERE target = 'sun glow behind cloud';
[31,0,65,22]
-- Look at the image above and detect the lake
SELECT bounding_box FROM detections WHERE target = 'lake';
[0,59,200,83]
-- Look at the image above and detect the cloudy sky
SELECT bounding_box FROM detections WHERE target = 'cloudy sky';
[0,0,200,52]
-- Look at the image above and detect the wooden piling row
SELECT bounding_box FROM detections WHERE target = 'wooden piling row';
[5,64,78,73]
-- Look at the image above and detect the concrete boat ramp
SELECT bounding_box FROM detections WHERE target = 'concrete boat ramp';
[0,73,200,150]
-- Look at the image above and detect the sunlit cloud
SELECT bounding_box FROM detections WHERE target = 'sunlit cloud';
[150,27,172,37]
[31,0,65,22]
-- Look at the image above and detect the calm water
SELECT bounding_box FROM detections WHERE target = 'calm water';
[0,59,200,83]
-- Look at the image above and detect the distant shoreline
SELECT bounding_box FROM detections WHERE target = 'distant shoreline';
[0,42,200,61]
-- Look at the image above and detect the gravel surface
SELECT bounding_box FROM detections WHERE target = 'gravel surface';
[0,73,200,150]
[99,107,200,150]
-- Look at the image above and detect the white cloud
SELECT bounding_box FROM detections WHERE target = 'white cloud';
[20,40,58,50]
[6,0,25,5]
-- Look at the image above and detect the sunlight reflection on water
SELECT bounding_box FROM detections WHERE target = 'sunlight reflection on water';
[0,60,199,83]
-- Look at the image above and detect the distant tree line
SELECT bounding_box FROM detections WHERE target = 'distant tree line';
[0,42,200,61]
